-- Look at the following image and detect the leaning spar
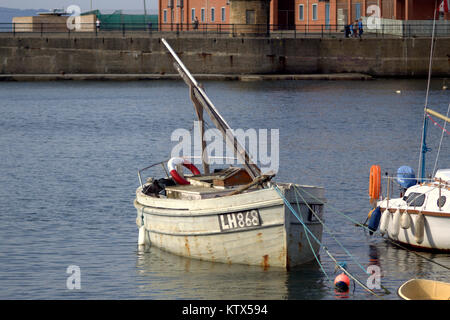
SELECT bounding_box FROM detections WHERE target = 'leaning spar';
[161,38,262,181]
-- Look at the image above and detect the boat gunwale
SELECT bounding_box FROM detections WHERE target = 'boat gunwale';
[380,207,450,218]
[398,278,450,300]
[135,183,326,212]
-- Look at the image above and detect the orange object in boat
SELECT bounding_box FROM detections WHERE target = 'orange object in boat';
[369,165,381,201]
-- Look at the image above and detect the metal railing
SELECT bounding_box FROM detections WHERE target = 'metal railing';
[0,22,449,38]
[138,159,170,189]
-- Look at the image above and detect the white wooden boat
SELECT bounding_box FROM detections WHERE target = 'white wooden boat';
[133,39,325,269]
[398,279,450,300]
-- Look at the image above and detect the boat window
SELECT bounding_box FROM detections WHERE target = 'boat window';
[307,204,323,222]
[437,196,446,208]
[405,192,426,207]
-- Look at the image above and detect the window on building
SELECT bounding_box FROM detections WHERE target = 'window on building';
[221,7,226,22]
[201,8,205,22]
[312,4,318,21]
[191,8,195,22]
[163,9,167,23]
[211,7,215,22]
[181,9,184,23]
[299,4,304,21]
[246,10,255,24]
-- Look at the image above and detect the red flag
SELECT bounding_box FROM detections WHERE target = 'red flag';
[439,0,449,13]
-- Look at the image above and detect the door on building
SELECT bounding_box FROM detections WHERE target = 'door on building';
[355,3,361,21]
[325,4,330,30]
[277,0,295,30]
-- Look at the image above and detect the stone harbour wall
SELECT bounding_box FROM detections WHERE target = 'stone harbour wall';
[0,36,448,77]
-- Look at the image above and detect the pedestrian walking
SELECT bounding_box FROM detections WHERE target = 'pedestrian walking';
[353,20,358,38]
[358,19,364,38]
[193,17,199,30]
[344,24,351,38]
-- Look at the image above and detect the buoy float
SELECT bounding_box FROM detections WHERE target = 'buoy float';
[391,208,401,238]
[369,165,381,202]
[379,210,390,235]
[334,273,350,292]
[368,207,382,234]
[414,213,425,244]
[400,211,411,229]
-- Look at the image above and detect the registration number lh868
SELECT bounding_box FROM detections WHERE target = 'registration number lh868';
[218,209,261,231]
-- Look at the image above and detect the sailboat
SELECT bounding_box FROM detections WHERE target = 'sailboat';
[367,3,450,251]
[133,38,326,269]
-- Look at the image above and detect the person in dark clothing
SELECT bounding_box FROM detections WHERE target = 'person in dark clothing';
[193,17,199,30]
[353,20,359,37]
[344,24,351,38]
[358,19,364,38]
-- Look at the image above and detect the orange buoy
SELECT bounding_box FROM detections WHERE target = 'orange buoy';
[369,165,381,201]
[334,273,350,292]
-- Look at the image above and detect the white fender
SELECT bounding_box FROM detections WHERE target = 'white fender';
[391,208,401,238]
[138,226,146,245]
[414,213,425,244]
[379,210,390,235]
[400,211,411,229]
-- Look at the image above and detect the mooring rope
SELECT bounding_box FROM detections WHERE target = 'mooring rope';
[273,185,382,298]
[293,190,331,281]
[293,186,369,275]
[292,185,450,272]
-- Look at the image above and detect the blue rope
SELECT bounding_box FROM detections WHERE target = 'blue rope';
[293,189,330,281]
[293,185,369,276]
[273,185,382,298]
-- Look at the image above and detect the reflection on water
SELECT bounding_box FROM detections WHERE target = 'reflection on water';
[134,245,332,300]
[135,245,290,300]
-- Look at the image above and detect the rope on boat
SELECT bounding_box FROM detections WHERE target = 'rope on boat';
[292,190,330,282]
[293,186,368,275]
[291,185,450,272]
[293,186,392,295]
[273,185,382,298]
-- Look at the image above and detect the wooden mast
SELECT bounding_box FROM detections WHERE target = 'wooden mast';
[190,87,210,174]
[161,38,262,180]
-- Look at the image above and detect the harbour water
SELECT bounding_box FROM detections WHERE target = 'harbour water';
[0,79,449,300]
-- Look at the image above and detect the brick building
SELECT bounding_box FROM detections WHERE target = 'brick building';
[159,0,231,28]
[158,0,448,29]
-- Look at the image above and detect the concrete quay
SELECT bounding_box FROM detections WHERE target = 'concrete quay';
[0,35,448,78]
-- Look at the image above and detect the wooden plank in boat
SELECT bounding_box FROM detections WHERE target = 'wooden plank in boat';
[212,167,253,187]
[165,184,233,200]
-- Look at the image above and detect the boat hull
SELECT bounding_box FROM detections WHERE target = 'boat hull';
[134,184,325,269]
[398,279,450,300]
[380,208,450,252]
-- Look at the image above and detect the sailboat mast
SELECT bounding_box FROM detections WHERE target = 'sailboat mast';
[418,0,438,182]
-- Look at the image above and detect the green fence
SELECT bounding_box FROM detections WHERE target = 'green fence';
[82,10,158,31]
